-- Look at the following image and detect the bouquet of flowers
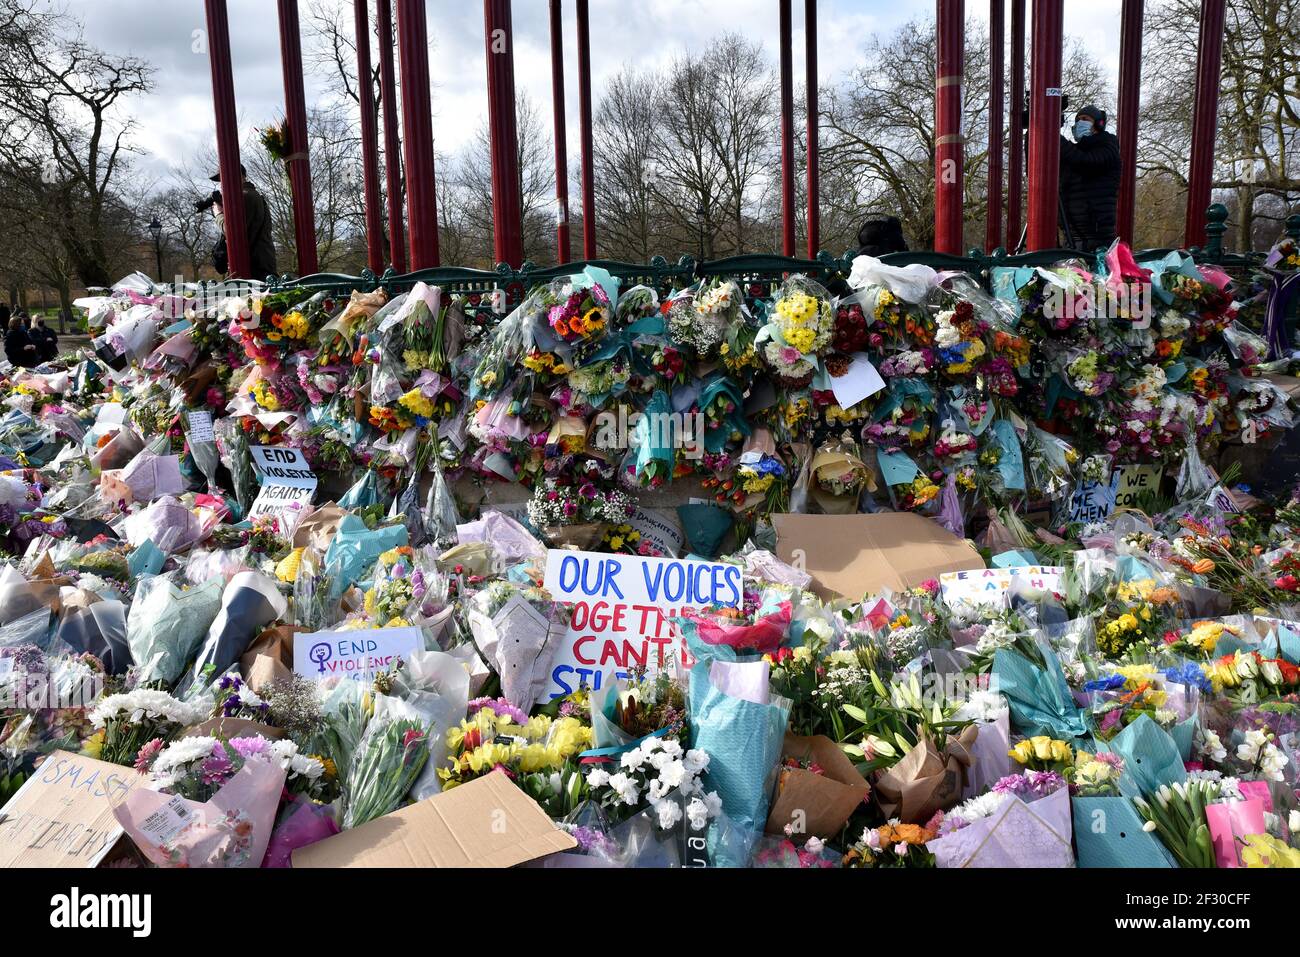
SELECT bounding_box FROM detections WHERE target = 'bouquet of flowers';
[585,735,721,831]
[86,690,209,767]
[1134,778,1219,868]
[439,697,592,793]
[842,821,937,867]
[138,733,329,803]
[340,695,431,828]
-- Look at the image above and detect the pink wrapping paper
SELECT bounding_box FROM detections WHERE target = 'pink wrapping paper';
[686,602,791,655]
[262,795,340,867]
[113,760,286,868]
[1104,241,1153,294]
[1205,799,1268,869]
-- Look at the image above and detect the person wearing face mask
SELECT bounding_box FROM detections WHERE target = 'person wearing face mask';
[1059,105,1121,253]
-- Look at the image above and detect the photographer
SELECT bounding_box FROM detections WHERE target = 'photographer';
[1059,105,1121,254]
[199,163,278,280]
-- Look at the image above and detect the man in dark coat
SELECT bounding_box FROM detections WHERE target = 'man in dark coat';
[210,164,279,281]
[4,316,36,367]
[1059,105,1121,253]
[31,317,58,362]
[858,216,910,257]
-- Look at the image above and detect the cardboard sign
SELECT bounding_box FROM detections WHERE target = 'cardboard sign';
[186,410,215,443]
[940,566,1065,606]
[249,482,314,521]
[1112,465,1162,510]
[292,769,575,868]
[250,445,317,487]
[0,751,147,868]
[293,626,424,682]
[541,549,743,700]
[627,506,684,558]
[249,445,318,521]
[1067,479,1117,524]
[773,512,984,600]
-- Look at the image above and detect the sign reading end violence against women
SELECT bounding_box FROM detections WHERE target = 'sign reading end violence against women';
[293,626,424,683]
[249,445,317,523]
[540,550,743,702]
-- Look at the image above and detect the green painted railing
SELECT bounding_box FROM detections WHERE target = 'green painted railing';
[260,203,1300,302]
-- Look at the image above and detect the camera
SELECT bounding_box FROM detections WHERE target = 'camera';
[193,190,221,214]
[1020,92,1070,129]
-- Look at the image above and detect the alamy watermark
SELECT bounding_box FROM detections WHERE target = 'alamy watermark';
[590,407,706,460]
[1044,280,1153,328]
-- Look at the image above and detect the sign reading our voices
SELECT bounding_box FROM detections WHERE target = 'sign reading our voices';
[940,566,1065,607]
[541,550,743,701]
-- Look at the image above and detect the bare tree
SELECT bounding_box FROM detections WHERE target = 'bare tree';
[820,16,1106,251]
[0,0,153,294]
[1141,0,1300,249]
[700,34,777,254]
[651,52,729,259]
[455,91,558,267]
[593,66,661,262]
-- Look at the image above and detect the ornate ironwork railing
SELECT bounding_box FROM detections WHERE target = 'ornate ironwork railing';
[260,204,1300,303]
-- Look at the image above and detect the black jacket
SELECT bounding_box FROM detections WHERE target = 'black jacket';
[1059,130,1121,252]
[4,327,35,367]
[212,182,279,280]
[32,325,58,361]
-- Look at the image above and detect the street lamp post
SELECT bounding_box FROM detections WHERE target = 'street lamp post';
[148,216,163,280]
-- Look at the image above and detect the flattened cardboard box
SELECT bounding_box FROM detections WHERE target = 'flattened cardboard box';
[0,750,147,868]
[774,512,984,600]
[293,769,576,868]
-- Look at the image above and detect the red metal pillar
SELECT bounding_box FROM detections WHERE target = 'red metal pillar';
[484,0,523,268]
[355,0,385,274]
[934,0,965,255]
[1115,0,1143,246]
[1184,0,1226,248]
[396,0,439,268]
[805,0,819,258]
[1026,0,1063,251]
[277,0,318,276]
[549,0,571,264]
[576,0,596,259]
[778,0,796,256]
[203,0,250,279]
[377,0,407,272]
[986,0,1004,252]
[1006,0,1024,247]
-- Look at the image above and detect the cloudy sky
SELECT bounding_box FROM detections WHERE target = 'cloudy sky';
[66,0,1124,184]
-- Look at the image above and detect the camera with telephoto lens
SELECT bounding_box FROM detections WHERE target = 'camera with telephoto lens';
[193,190,221,214]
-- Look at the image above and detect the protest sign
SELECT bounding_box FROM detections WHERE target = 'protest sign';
[626,506,685,557]
[293,626,424,683]
[1112,465,1162,510]
[0,751,146,867]
[249,445,318,522]
[1067,479,1117,524]
[940,566,1066,606]
[540,549,743,700]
